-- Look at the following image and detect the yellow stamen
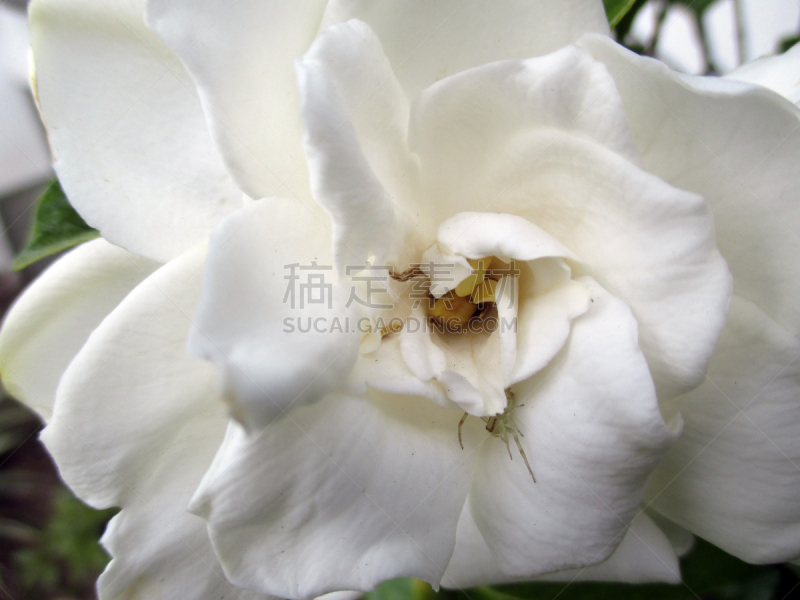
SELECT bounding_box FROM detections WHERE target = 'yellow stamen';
[454,257,493,297]
[429,291,479,328]
[471,278,497,304]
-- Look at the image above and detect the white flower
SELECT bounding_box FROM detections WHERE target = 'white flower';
[2,1,800,599]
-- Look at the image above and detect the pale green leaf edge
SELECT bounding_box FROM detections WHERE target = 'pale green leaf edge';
[605,0,638,27]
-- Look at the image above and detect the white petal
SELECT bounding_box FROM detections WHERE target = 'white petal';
[435,212,579,264]
[191,393,480,598]
[443,502,679,587]
[469,279,679,577]
[320,0,610,97]
[38,245,264,599]
[444,146,728,402]
[410,51,731,401]
[0,239,158,420]
[97,407,271,600]
[579,34,800,338]
[42,245,210,506]
[349,334,451,408]
[534,514,680,584]
[146,0,327,203]
[726,42,800,105]
[301,20,420,227]
[512,257,592,384]
[30,0,242,262]
[188,199,360,431]
[410,46,642,188]
[297,21,411,271]
[0,5,52,195]
[648,296,800,563]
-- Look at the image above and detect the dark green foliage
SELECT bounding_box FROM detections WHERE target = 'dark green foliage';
[13,489,117,597]
[13,179,99,271]
[363,539,792,600]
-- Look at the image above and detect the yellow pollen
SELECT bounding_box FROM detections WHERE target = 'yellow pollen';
[428,256,500,329]
[454,257,493,297]
[429,291,479,328]
[471,278,497,304]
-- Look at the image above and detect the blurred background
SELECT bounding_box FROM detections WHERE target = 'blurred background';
[1,0,800,598]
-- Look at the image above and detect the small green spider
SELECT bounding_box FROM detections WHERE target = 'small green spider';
[458,389,535,483]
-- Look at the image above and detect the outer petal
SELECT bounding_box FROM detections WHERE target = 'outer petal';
[469,279,679,577]
[0,239,158,420]
[648,296,800,563]
[40,246,266,599]
[579,34,800,337]
[191,393,481,599]
[188,199,359,431]
[726,42,800,105]
[320,0,610,97]
[0,4,52,195]
[97,407,272,600]
[443,502,679,587]
[29,0,242,262]
[146,0,328,203]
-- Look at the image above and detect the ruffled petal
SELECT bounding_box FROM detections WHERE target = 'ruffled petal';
[726,42,800,105]
[39,245,264,599]
[146,0,327,203]
[348,334,450,408]
[0,239,158,420]
[443,501,679,587]
[410,46,642,188]
[297,20,415,271]
[188,199,360,431]
[410,48,731,401]
[42,245,212,506]
[320,0,610,97]
[97,409,272,600]
[469,279,679,577]
[648,296,800,563]
[29,0,242,262]
[579,34,800,338]
[191,393,480,598]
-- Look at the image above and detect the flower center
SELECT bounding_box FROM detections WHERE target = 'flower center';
[388,256,506,332]
[429,257,498,329]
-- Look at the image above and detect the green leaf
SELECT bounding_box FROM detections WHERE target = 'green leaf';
[13,488,117,594]
[12,179,100,271]
[604,0,638,27]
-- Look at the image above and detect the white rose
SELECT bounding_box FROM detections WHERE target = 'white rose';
[2,1,799,599]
